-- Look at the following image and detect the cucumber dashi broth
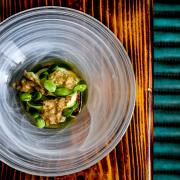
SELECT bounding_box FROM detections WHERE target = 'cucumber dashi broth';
[11,58,88,129]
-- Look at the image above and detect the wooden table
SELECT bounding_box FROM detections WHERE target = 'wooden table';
[0,0,153,179]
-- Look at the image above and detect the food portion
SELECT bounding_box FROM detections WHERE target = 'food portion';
[12,63,87,129]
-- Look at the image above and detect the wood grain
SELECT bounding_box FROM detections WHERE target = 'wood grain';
[0,0,153,179]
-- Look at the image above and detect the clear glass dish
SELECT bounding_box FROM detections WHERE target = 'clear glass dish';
[0,7,135,176]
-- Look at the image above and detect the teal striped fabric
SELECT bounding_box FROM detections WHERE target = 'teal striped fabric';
[154,1,180,180]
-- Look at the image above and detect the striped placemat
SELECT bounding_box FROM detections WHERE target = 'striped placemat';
[154,1,180,180]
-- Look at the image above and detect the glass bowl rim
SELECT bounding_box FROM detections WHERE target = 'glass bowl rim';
[0,6,136,176]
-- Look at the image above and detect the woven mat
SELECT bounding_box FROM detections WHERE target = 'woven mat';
[154,1,180,180]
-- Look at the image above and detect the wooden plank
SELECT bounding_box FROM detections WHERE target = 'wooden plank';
[0,0,153,179]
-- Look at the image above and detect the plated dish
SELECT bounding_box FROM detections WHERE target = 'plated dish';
[0,7,135,176]
[12,60,87,128]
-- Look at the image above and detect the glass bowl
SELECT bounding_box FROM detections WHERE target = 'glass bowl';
[0,7,135,176]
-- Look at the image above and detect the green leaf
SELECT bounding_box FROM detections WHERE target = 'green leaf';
[63,102,78,117]
[36,68,48,77]
[20,93,32,102]
[27,102,43,110]
[44,80,56,92]
[35,117,45,128]
[39,71,49,79]
[32,112,40,119]
[32,92,42,101]
[54,87,72,96]
[74,84,87,92]
[72,102,79,111]
[63,108,74,117]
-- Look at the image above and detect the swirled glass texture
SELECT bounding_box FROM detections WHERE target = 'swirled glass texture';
[0,7,135,176]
